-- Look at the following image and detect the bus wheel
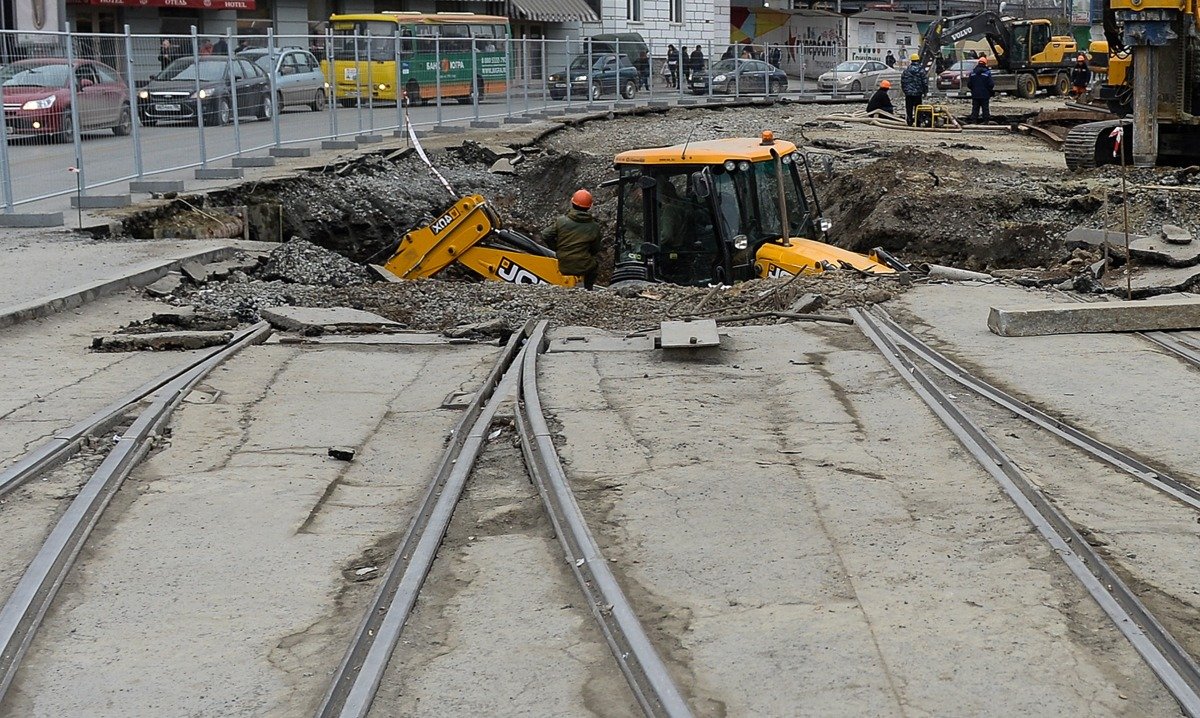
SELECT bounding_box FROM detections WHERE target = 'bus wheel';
[405,80,420,106]
[338,98,357,108]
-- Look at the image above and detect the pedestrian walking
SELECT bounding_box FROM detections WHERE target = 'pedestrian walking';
[900,53,928,126]
[769,46,781,68]
[1070,54,1091,98]
[866,79,894,115]
[635,50,650,90]
[666,44,679,88]
[213,37,228,55]
[885,50,896,68]
[690,45,705,82]
[542,189,603,290]
[966,56,994,122]
[158,39,180,69]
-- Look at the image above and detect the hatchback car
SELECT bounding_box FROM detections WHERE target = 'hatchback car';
[817,59,899,92]
[549,53,640,100]
[2,59,132,140]
[689,58,787,95]
[138,57,271,126]
[937,60,976,90]
[237,47,327,112]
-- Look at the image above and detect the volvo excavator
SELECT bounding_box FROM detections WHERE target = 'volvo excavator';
[378,133,901,287]
[915,11,1078,98]
[1064,0,1200,168]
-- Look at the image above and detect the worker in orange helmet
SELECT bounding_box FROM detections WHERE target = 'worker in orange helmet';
[866,78,895,116]
[542,188,603,289]
[1070,54,1091,98]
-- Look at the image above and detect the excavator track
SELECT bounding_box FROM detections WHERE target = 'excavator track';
[1064,119,1128,170]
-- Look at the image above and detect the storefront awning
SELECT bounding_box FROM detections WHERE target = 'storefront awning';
[510,0,597,23]
[74,0,256,10]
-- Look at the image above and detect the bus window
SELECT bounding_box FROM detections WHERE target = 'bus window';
[399,27,414,57]
[332,21,396,61]
[438,24,471,54]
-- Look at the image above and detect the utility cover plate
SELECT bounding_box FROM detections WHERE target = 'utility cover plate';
[547,334,656,353]
[659,319,721,349]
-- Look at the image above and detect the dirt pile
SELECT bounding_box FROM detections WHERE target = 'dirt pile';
[260,239,370,287]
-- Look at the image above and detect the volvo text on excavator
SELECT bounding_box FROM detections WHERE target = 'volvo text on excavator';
[1064,0,1200,168]
[378,134,902,288]
[915,11,1078,98]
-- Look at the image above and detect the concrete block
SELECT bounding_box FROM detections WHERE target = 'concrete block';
[433,125,466,134]
[321,140,358,150]
[648,100,670,107]
[195,168,244,180]
[469,120,500,129]
[260,305,402,333]
[355,134,384,144]
[503,116,534,124]
[393,129,409,137]
[677,98,700,105]
[129,180,185,194]
[0,212,64,228]
[660,319,721,348]
[988,297,1200,337]
[70,194,130,209]
[269,147,312,158]
[231,156,276,168]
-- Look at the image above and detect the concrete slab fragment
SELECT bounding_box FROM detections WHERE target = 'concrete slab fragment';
[1128,234,1200,266]
[660,319,720,348]
[145,273,182,297]
[260,306,401,333]
[92,330,234,352]
[988,297,1200,336]
[1107,265,1200,294]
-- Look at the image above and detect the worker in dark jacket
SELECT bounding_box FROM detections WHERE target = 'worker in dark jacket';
[543,189,603,289]
[966,56,995,122]
[866,79,895,115]
[900,53,928,126]
[1070,54,1091,97]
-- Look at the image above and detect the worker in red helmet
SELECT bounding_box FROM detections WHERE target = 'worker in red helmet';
[866,78,895,116]
[1070,54,1091,98]
[542,188,603,289]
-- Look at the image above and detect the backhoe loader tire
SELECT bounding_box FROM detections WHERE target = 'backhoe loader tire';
[1051,72,1070,96]
[1016,73,1037,99]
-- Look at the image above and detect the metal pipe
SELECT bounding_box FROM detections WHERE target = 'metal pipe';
[123,26,143,178]
[268,27,280,146]
[227,27,241,156]
[190,25,207,168]
[64,22,86,189]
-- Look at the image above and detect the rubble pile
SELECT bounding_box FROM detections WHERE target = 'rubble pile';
[260,239,370,287]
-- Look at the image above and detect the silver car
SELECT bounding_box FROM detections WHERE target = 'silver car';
[237,47,327,112]
[817,59,899,93]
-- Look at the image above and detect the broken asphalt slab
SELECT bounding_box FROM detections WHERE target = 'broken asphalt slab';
[988,296,1200,336]
[92,330,234,352]
[260,306,403,334]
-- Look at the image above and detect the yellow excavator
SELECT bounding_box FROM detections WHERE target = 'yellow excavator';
[379,133,902,287]
[1064,0,1200,168]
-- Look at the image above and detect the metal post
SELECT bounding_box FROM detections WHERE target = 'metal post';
[353,28,363,133]
[708,39,713,100]
[123,26,143,178]
[266,28,279,146]
[566,37,573,109]
[1131,46,1158,167]
[191,26,207,167]
[226,28,241,156]
[326,29,337,138]
[586,39,593,105]
[64,23,85,189]
[540,37,547,105]
[677,39,683,97]
[435,36,442,126]
[0,65,13,212]
[365,29,375,133]
[505,33,512,118]
[471,37,479,121]
[615,37,621,99]
[647,40,654,98]
[400,32,410,130]
[735,44,741,98]
[522,35,529,114]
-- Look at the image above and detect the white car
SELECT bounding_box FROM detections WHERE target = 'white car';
[237,47,327,112]
[817,59,899,92]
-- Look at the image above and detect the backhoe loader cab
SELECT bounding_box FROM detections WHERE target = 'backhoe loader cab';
[610,133,896,286]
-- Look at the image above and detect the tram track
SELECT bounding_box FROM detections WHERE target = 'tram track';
[0,321,271,704]
[852,307,1200,717]
[316,320,691,718]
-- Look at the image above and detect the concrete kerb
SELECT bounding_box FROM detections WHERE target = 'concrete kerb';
[70,195,131,209]
[129,180,186,194]
[0,212,65,228]
[0,245,242,329]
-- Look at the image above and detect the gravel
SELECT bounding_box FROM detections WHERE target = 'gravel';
[260,239,371,287]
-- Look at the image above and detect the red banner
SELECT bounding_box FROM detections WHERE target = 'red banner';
[82,0,256,10]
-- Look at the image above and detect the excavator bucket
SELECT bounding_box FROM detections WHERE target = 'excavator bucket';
[756,238,898,277]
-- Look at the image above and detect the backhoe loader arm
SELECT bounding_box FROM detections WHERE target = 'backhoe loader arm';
[917,11,1012,74]
[381,194,577,287]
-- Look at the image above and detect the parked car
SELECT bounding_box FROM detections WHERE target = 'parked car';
[1,58,132,140]
[585,33,647,67]
[937,59,976,90]
[689,58,787,95]
[237,47,327,112]
[817,59,899,92]
[549,53,640,100]
[137,56,271,126]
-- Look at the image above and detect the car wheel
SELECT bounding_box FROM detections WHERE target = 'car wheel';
[112,103,132,136]
[725,79,737,95]
[621,78,636,99]
[850,80,862,92]
[56,113,73,143]
[310,87,327,112]
[590,82,602,101]
[208,98,231,126]
[258,92,274,121]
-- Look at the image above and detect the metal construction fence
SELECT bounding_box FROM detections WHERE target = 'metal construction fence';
[0,29,961,222]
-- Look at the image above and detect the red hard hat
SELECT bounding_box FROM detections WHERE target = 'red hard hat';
[879,79,891,89]
[978,56,988,64]
[571,189,593,209]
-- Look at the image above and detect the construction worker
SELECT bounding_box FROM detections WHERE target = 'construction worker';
[900,53,928,126]
[866,79,895,115]
[1070,54,1091,98]
[543,189,603,289]
[966,56,995,123]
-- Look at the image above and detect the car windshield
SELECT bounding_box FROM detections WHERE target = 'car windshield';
[711,59,738,73]
[159,58,226,82]
[239,52,275,72]
[950,60,974,71]
[4,63,70,88]
[833,61,865,73]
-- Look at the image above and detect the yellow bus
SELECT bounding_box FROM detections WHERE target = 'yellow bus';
[325,12,510,106]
